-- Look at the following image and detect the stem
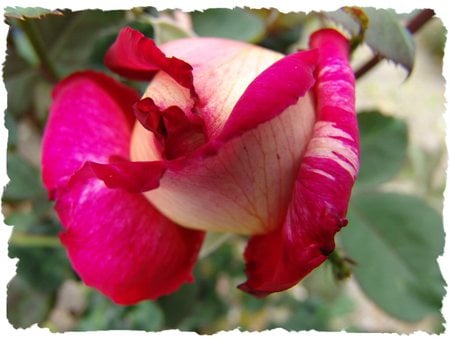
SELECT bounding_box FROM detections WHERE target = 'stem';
[18,18,60,83]
[355,9,435,79]
[10,231,61,248]
[328,250,355,281]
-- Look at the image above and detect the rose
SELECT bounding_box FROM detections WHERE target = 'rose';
[42,26,359,305]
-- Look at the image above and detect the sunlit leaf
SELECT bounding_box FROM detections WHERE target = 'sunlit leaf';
[342,192,445,322]
[4,7,63,20]
[149,17,194,44]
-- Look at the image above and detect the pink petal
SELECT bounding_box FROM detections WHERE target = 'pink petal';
[238,29,360,296]
[41,71,139,193]
[104,27,196,97]
[56,170,204,304]
[137,49,318,235]
[219,49,317,143]
[87,158,166,192]
[42,70,204,303]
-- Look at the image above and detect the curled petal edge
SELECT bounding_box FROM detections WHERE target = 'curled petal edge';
[105,26,197,99]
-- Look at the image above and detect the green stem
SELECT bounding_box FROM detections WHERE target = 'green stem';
[10,231,61,248]
[328,250,354,281]
[199,233,232,259]
[18,18,60,83]
[355,9,435,79]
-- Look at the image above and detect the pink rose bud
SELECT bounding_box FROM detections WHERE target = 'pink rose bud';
[42,27,359,304]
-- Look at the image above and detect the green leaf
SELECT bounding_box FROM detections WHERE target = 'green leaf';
[9,246,73,293]
[356,111,408,188]
[47,10,127,75]
[10,28,39,66]
[5,112,19,149]
[5,7,63,20]
[191,8,265,42]
[364,8,416,74]
[3,44,40,117]
[342,192,445,322]
[3,152,45,201]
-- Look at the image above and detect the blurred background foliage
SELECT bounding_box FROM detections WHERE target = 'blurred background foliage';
[2,6,447,333]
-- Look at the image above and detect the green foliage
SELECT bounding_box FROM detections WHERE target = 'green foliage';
[191,8,265,42]
[356,111,408,188]
[46,10,127,76]
[5,7,63,20]
[342,192,445,322]
[341,110,445,323]
[4,153,45,201]
[3,45,40,117]
[9,246,73,293]
[76,292,164,331]
[364,8,416,74]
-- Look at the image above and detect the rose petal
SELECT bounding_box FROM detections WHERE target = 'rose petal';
[149,37,284,138]
[105,27,196,97]
[137,49,318,234]
[41,71,139,194]
[56,170,204,304]
[88,158,166,192]
[219,49,317,142]
[238,29,360,296]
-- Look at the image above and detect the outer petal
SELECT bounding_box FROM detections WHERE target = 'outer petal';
[56,170,204,304]
[136,49,318,235]
[42,71,204,303]
[238,29,360,296]
[42,71,139,194]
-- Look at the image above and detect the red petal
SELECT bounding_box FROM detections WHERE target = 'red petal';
[88,158,166,192]
[56,171,204,304]
[219,49,317,143]
[105,27,196,97]
[239,29,360,296]
[42,71,139,194]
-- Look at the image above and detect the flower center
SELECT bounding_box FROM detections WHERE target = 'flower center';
[133,97,206,160]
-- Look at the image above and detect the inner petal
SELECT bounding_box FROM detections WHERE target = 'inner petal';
[132,93,315,235]
[158,38,283,138]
